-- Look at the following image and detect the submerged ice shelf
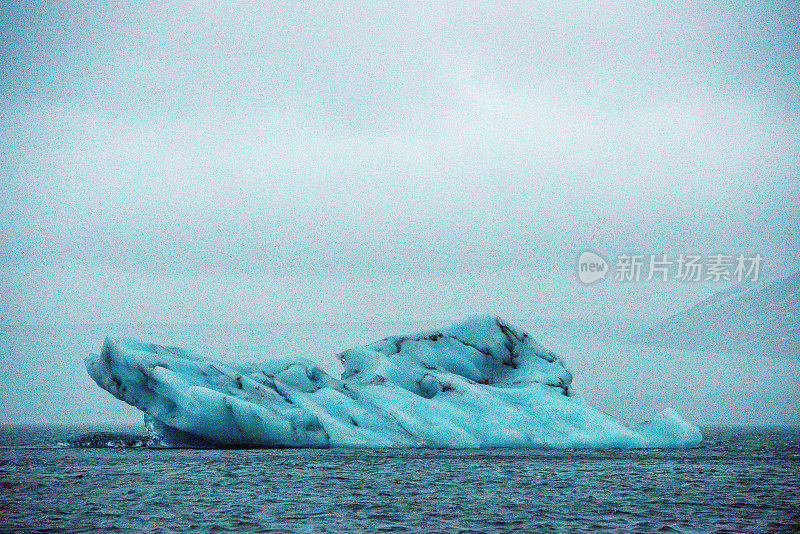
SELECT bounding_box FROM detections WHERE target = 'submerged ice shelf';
[86,316,702,448]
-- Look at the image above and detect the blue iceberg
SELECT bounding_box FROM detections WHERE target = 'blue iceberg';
[86,316,702,448]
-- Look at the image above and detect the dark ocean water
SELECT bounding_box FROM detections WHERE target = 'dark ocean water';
[1,426,798,534]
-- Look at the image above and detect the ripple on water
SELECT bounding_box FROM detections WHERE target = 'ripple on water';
[0,427,799,533]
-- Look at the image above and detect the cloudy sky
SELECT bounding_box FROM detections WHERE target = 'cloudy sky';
[2,0,798,324]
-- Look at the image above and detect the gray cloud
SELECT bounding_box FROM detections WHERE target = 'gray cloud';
[2,0,798,323]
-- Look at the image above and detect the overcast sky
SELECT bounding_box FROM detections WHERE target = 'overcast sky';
[1,0,798,324]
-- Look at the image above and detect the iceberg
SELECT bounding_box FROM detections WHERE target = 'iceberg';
[85,316,702,448]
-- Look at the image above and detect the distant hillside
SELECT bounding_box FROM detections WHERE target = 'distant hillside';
[642,271,799,355]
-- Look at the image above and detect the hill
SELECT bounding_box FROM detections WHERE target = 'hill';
[642,271,799,355]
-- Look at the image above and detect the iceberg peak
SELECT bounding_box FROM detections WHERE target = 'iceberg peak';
[339,315,573,396]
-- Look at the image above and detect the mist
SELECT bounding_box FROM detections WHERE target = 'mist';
[1,0,798,425]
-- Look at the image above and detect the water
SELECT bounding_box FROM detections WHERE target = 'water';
[1,426,798,533]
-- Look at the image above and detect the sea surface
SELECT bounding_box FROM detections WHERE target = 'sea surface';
[1,425,798,533]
